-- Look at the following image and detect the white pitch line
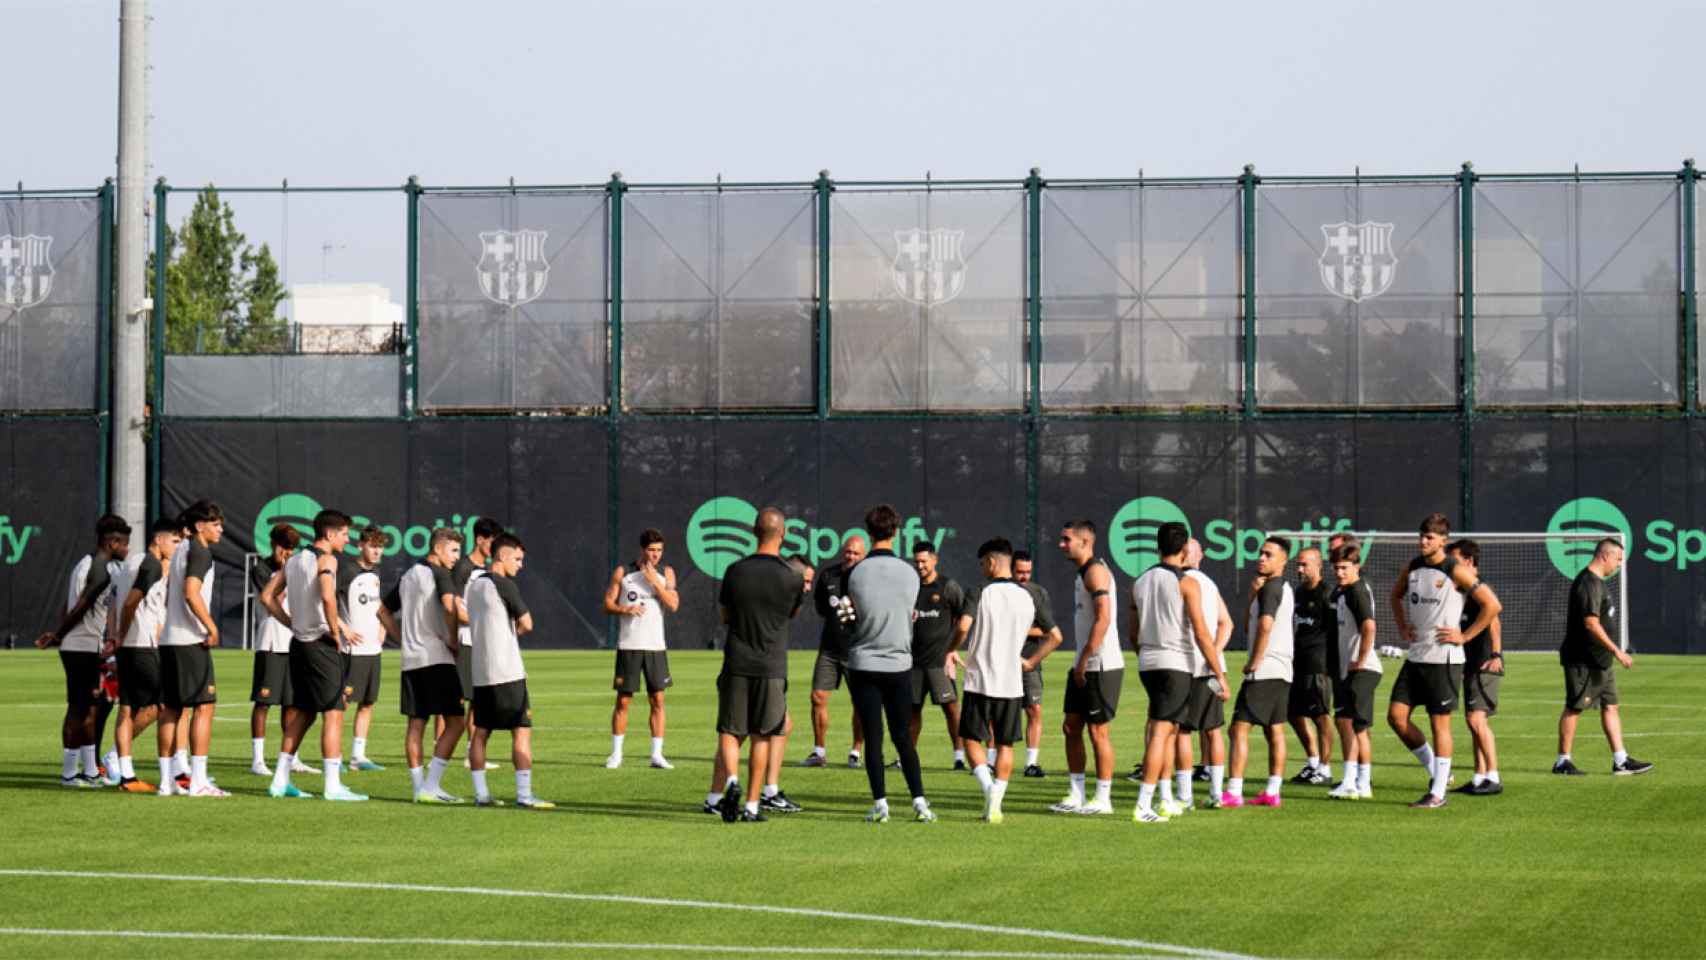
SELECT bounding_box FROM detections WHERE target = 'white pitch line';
[0,869,1262,960]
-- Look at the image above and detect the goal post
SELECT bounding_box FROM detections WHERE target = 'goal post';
[241,551,262,653]
[1264,530,1629,654]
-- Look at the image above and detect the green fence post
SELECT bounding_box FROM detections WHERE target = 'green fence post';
[1459,161,1476,527]
[606,172,626,650]
[149,178,167,521]
[816,170,832,419]
[404,176,419,419]
[1683,158,1697,413]
[1240,165,1258,416]
[1025,168,1043,554]
[97,179,114,514]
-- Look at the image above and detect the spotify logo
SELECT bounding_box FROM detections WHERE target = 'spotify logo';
[1108,496,1193,577]
[685,496,761,580]
[1545,497,1631,579]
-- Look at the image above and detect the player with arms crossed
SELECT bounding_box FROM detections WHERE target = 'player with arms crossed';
[466,533,553,809]
[1327,539,1379,800]
[1287,547,1336,786]
[1170,537,1234,810]
[37,515,129,788]
[1553,539,1652,777]
[1446,539,1505,796]
[248,524,303,777]
[603,528,680,770]
[106,520,180,793]
[157,501,226,798]
[1224,536,1294,808]
[1051,520,1125,816]
[386,527,469,803]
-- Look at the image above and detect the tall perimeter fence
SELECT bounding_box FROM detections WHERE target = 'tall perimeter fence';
[5,165,1706,653]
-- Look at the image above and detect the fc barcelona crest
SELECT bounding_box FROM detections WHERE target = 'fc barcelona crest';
[477,229,550,306]
[892,228,966,306]
[0,234,54,309]
[1319,221,1397,302]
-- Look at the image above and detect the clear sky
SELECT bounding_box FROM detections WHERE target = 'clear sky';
[9,0,1700,301]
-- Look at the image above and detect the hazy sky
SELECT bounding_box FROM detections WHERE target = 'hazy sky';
[9,0,1701,302]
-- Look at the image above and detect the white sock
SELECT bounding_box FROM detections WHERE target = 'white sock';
[989,779,1008,814]
[80,745,98,779]
[1208,764,1225,796]
[271,753,294,792]
[1228,776,1244,797]
[1265,775,1282,796]
[1613,750,1629,766]
[1343,761,1360,785]
[744,799,759,816]
[62,749,77,779]
[1412,743,1435,771]
[1094,779,1112,805]
[515,768,533,801]
[158,756,174,786]
[1160,780,1175,804]
[610,733,625,756]
[651,737,665,758]
[173,749,190,777]
[102,749,119,777]
[1175,771,1192,805]
[912,795,930,812]
[726,774,739,790]
[872,797,889,816]
[1138,782,1157,810]
[761,783,779,799]
[120,755,136,780]
[1430,757,1451,798]
[706,790,722,806]
[953,748,966,763]
[1318,762,1331,780]
[1471,772,1485,786]
[1556,752,1571,766]
[471,768,489,800]
[426,756,449,792]
[1307,755,1319,771]
[409,765,425,792]
[812,746,826,758]
[324,757,343,793]
[1068,772,1086,802]
[251,738,266,765]
[849,749,861,759]
[1357,762,1372,792]
[1025,747,1040,766]
[353,736,368,760]
[973,764,994,791]
[1487,769,1501,784]
[189,755,209,790]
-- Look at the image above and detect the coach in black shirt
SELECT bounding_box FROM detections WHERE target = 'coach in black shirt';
[1554,539,1651,777]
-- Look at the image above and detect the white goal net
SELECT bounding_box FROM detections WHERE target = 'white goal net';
[1266,530,1629,654]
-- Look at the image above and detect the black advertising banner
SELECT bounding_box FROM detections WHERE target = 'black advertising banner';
[159,419,609,648]
[1,418,103,646]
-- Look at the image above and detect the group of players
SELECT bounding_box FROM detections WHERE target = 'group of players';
[37,502,1654,821]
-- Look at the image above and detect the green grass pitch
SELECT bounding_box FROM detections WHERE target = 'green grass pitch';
[0,648,1702,959]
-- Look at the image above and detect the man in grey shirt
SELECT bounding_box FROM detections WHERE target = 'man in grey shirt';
[842,504,934,823]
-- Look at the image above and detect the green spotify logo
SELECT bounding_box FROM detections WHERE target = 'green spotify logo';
[685,496,761,579]
[254,493,323,550]
[1545,497,1631,579]
[1108,496,1193,577]
[254,492,489,559]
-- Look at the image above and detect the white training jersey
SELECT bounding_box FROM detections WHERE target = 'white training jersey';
[616,566,667,651]
[285,548,332,642]
[392,562,458,672]
[1245,578,1295,683]
[1403,555,1466,665]
[254,585,293,654]
[1334,578,1382,678]
[1131,563,1192,673]
[113,552,168,650]
[62,553,121,653]
[964,579,1056,699]
[1072,558,1125,672]
[344,565,385,657]
[161,540,216,647]
[1186,569,1227,678]
[468,570,529,687]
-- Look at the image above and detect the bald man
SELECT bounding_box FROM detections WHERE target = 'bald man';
[804,534,867,767]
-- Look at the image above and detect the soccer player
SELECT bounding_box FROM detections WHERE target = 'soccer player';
[1443,539,1504,796]
[1130,522,1228,823]
[451,517,504,767]
[36,515,130,787]
[1175,538,1233,809]
[1388,513,1501,809]
[713,507,804,822]
[1224,536,1294,808]
[343,526,393,771]
[908,541,973,769]
[152,501,226,798]
[804,534,866,767]
[1011,551,1051,777]
[1554,539,1652,777]
[602,528,680,770]
[108,519,179,793]
[467,533,554,809]
[266,508,366,802]
[387,527,468,803]
[842,505,935,824]
[1327,540,1379,800]
[1287,547,1336,786]
[1051,520,1125,816]
[952,537,1061,823]
[248,523,300,775]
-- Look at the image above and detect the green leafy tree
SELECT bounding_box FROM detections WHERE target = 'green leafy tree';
[148,186,288,354]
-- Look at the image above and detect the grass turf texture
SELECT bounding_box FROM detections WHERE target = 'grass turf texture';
[0,649,1702,960]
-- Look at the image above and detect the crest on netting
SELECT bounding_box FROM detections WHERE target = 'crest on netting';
[891,228,966,306]
[476,230,550,306]
[0,234,55,309]
[1318,221,1396,302]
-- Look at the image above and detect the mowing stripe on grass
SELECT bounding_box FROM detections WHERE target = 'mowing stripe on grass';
[0,869,1261,960]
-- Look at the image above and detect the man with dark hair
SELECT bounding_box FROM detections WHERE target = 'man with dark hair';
[842,504,934,824]
[1442,539,1503,796]
[1287,546,1336,787]
[1175,538,1233,807]
[343,526,394,772]
[908,541,973,770]
[1224,536,1294,808]
[1328,541,1380,800]
[452,517,505,767]
[952,537,1061,823]
[603,527,680,770]
[1130,522,1227,823]
[467,533,553,809]
[107,519,180,792]
[1052,519,1124,815]
[156,500,226,797]
[804,534,867,768]
[1554,539,1651,777]
[1389,513,1501,809]
[267,508,366,802]
[390,527,468,803]
[713,508,804,822]
[37,515,131,787]
[1011,550,1052,777]
[248,523,301,776]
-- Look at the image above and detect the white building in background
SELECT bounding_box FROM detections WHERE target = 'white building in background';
[290,282,402,352]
